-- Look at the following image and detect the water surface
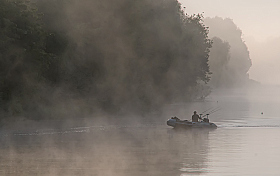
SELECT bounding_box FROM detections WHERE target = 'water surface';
[1,86,280,175]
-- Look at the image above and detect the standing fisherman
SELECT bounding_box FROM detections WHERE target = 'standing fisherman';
[192,111,202,122]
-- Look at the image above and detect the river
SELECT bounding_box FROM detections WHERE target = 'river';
[1,85,280,175]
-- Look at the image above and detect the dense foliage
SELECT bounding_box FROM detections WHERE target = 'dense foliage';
[0,0,61,118]
[0,0,212,119]
[208,37,231,87]
[205,17,252,87]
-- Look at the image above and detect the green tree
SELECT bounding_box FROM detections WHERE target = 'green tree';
[0,0,61,117]
[204,17,252,86]
[1,0,213,119]
[208,37,230,87]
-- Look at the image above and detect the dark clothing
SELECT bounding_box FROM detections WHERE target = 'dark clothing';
[192,114,200,122]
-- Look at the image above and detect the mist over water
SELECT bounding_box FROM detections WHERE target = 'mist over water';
[1,0,280,175]
[1,86,280,175]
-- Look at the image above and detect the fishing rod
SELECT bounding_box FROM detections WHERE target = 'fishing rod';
[202,108,221,118]
[202,107,220,114]
[203,107,220,115]
[201,107,215,114]
[199,107,220,119]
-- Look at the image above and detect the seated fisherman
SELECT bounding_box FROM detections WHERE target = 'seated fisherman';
[192,111,202,122]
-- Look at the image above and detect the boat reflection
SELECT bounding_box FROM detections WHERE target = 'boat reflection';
[168,128,214,175]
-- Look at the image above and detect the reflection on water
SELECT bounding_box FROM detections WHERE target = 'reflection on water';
[208,127,280,176]
[1,86,280,175]
[173,129,210,175]
[0,126,214,176]
[1,123,280,175]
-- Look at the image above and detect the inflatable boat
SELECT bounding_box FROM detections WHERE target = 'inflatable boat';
[167,116,217,128]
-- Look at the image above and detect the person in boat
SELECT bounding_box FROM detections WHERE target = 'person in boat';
[192,111,202,122]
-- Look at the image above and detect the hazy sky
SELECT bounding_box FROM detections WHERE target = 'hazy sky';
[180,0,280,41]
[179,0,280,84]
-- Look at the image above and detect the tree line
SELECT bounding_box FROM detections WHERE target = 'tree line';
[0,0,251,120]
[205,17,253,88]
